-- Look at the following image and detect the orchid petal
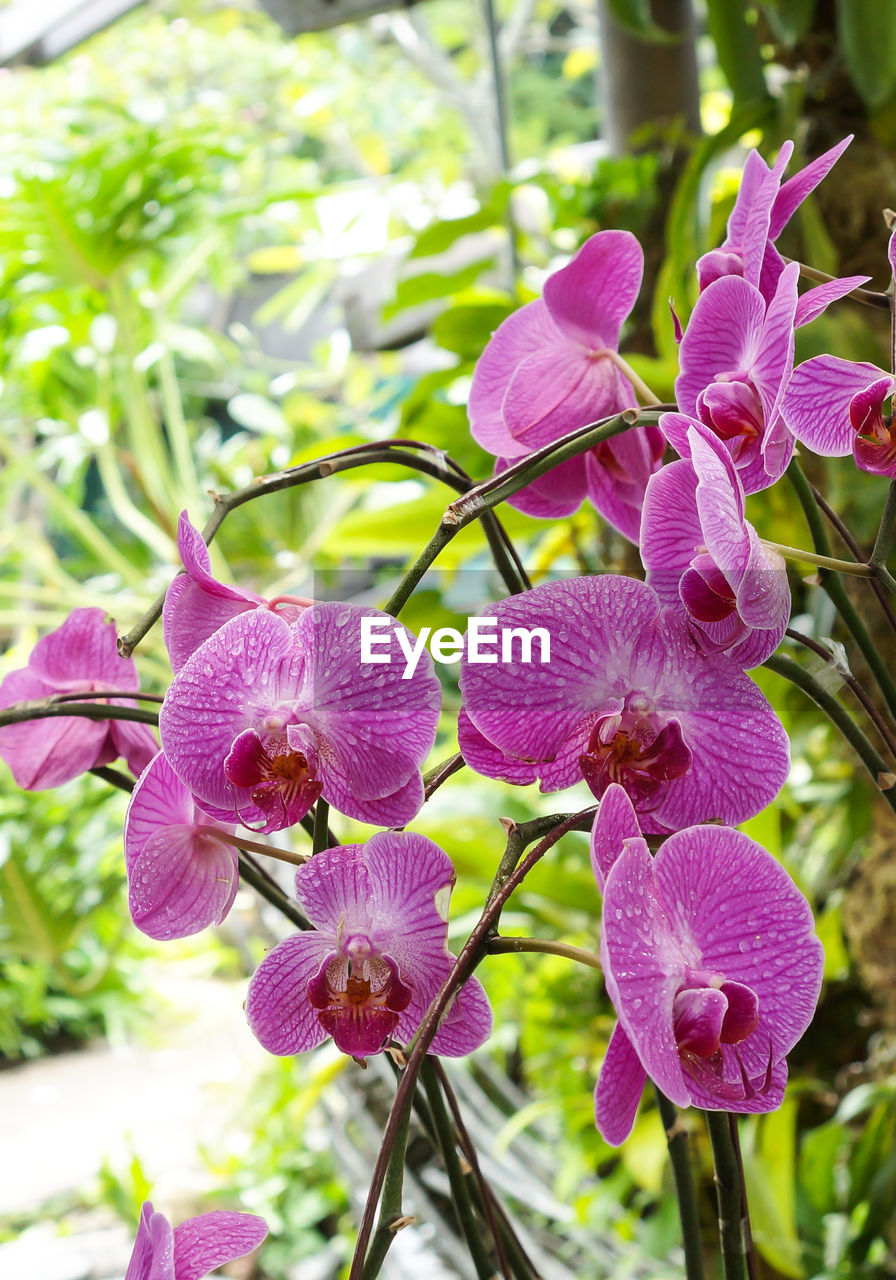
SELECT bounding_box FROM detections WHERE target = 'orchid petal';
[594,1021,647,1147]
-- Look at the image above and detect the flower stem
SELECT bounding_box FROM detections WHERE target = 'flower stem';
[236,853,309,930]
[764,653,896,809]
[786,459,896,717]
[870,475,896,569]
[312,799,332,854]
[761,540,875,578]
[361,1094,414,1280]
[0,700,159,729]
[421,1058,496,1279]
[706,1111,749,1280]
[601,348,662,405]
[654,1089,705,1280]
[348,807,595,1280]
[486,935,602,970]
[117,438,530,657]
[785,628,896,763]
[197,827,307,867]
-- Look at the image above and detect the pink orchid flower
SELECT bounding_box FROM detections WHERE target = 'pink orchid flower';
[468,230,665,540]
[246,832,492,1059]
[0,607,156,790]
[125,1201,267,1280]
[591,785,823,1146]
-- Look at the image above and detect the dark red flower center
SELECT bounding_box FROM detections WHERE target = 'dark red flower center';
[579,703,692,809]
[308,947,412,1058]
[696,375,764,457]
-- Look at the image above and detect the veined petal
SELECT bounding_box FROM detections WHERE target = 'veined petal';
[125,751,198,872]
[292,604,440,800]
[245,931,336,1055]
[780,355,886,456]
[751,262,798,429]
[457,707,541,784]
[543,230,643,348]
[688,423,750,574]
[159,610,306,814]
[640,458,703,606]
[740,142,793,287]
[125,1203,167,1280]
[590,782,642,891]
[294,843,371,933]
[500,453,588,520]
[594,1021,647,1147]
[676,276,766,418]
[393,953,492,1058]
[172,1212,268,1280]
[128,825,239,940]
[468,299,563,457]
[794,275,871,329]
[769,136,852,239]
[459,577,660,765]
[109,718,159,779]
[28,607,139,689]
[362,831,458,969]
[601,839,691,1107]
[654,827,823,1061]
[501,345,592,447]
[0,665,107,789]
[163,513,263,673]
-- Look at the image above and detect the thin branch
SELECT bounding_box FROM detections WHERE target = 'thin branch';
[0,699,159,729]
[423,752,465,799]
[117,439,529,658]
[764,653,896,808]
[810,483,896,636]
[348,806,595,1280]
[486,935,602,970]
[785,628,896,763]
[654,1089,705,1280]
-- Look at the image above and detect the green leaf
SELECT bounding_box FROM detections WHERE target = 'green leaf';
[409,207,502,260]
[383,258,498,321]
[431,301,515,359]
[742,1103,805,1277]
[705,0,770,104]
[760,0,818,45]
[799,1121,844,1217]
[836,0,896,108]
[605,0,679,42]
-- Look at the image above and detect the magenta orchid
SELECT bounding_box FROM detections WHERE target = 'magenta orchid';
[696,135,864,320]
[246,832,492,1059]
[0,607,157,790]
[124,751,239,940]
[458,576,789,833]
[468,230,665,539]
[641,417,790,667]
[125,1200,267,1280]
[591,785,823,1146]
[159,603,441,831]
[163,511,310,673]
[665,262,801,492]
[780,356,896,477]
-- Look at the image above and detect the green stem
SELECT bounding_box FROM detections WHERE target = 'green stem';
[421,1059,495,1279]
[786,460,896,717]
[870,476,896,569]
[706,1111,748,1280]
[348,806,595,1280]
[764,654,896,810]
[196,826,307,867]
[361,1095,414,1280]
[158,344,201,506]
[762,540,875,578]
[0,700,159,729]
[654,1090,705,1280]
[486,935,602,970]
[236,853,309,930]
[312,799,331,854]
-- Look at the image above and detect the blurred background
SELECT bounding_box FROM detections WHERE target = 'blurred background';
[2,1,896,1276]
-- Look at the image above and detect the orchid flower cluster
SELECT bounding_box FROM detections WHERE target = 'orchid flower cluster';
[3,133,894,1275]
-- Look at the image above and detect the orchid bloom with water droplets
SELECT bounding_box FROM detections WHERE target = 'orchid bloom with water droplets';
[468,230,665,540]
[0,607,157,790]
[163,511,311,673]
[124,751,239,940]
[641,417,790,667]
[159,603,441,832]
[591,785,823,1146]
[457,576,788,834]
[124,1201,267,1280]
[246,832,492,1059]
